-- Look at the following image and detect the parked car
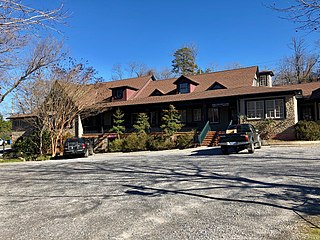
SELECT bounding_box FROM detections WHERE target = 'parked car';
[0,138,5,146]
[218,124,262,154]
[63,138,94,158]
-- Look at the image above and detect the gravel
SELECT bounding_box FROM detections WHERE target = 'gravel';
[0,145,319,240]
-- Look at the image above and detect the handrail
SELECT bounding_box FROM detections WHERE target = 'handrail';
[197,121,211,144]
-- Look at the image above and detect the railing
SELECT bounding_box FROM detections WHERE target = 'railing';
[197,121,211,145]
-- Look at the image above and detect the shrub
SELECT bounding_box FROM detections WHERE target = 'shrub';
[176,133,195,149]
[108,138,124,152]
[255,119,276,140]
[122,132,148,152]
[147,135,175,151]
[295,120,320,141]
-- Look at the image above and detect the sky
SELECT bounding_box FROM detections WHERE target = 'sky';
[30,0,320,79]
[1,0,320,116]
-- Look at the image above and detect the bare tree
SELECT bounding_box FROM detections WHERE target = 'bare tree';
[1,38,63,104]
[270,0,320,32]
[275,37,318,85]
[0,0,67,104]
[111,61,154,80]
[111,63,124,80]
[17,60,96,157]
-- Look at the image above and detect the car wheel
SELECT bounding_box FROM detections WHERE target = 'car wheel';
[221,146,229,155]
[248,142,255,154]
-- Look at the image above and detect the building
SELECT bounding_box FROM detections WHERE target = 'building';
[9,66,320,143]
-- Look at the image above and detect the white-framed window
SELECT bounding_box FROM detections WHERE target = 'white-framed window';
[266,99,284,119]
[193,108,201,122]
[247,100,264,119]
[259,75,267,86]
[208,108,219,123]
[179,82,189,94]
[179,109,187,123]
[246,99,285,120]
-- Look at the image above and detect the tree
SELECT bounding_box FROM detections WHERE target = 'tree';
[111,62,155,80]
[0,114,11,140]
[171,46,198,76]
[160,105,182,137]
[16,59,96,157]
[0,1,66,104]
[271,0,320,32]
[133,113,150,133]
[110,108,125,139]
[275,37,318,85]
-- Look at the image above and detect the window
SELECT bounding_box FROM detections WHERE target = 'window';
[179,82,190,94]
[150,111,157,126]
[259,75,267,86]
[179,110,187,123]
[246,99,285,120]
[193,109,201,122]
[208,108,219,123]
[266,99,284,119]
[114,89,123,99]
[247,101,264,119]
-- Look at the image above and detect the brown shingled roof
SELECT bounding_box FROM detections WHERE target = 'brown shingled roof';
[137,66,258,98]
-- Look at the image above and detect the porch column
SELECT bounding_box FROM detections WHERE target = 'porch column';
[77,114,83,137]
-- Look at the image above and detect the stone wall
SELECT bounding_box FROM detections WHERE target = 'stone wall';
[240,95,298,140]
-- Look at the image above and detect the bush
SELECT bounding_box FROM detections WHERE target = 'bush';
[11,130,52,160]
[255,119,276,140]
[108,138,124,152]
[147,135,175,151]
[295,120,320,141]
[122,133,148,152]
[176,133,195,149]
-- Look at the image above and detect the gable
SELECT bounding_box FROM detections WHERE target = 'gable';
[173,75,199,86]
[207,82,227,90]
[150,89,164,96]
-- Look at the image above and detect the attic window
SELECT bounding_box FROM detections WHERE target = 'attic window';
[179,82,189,94]
[259,75,267,86]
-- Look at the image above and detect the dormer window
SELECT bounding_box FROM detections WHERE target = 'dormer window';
[173,75,199,94]
[114,89,124,99]
[179,82,190,94]
[259,75,267,86]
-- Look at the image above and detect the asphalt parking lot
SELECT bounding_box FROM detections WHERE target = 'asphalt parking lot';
[0,145,319,240]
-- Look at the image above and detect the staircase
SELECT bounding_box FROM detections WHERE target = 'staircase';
[200,131,221,147]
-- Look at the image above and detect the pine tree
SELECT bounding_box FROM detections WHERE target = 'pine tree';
[133,113,150,133]
[110,108,125,139]
[161,105,182,137]
[171,47,198,76]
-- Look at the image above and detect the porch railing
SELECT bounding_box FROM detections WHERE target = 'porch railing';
[197,121,211,145]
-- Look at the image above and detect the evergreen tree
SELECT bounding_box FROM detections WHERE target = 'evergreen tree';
[171,47,198,76]
[0,114,12,140]
[161,105,182,137]
[110,108,125,139]
[133,113,150,133]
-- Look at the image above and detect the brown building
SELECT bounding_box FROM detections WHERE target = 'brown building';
[9,66,320,143]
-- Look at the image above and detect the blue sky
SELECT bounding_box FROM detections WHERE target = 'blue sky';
[29,0,319,80]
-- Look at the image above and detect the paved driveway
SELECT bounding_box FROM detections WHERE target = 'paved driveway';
[0,146,319,240]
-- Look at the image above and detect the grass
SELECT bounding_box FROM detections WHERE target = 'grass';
[299,216,320,240]
[0,158,25,163]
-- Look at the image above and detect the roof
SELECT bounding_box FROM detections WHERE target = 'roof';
[137,66,259,98]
